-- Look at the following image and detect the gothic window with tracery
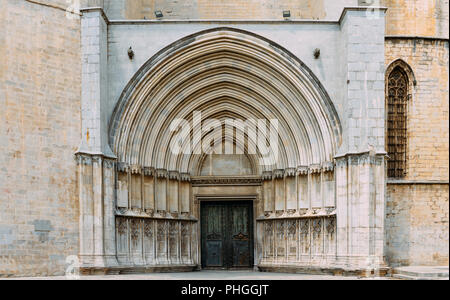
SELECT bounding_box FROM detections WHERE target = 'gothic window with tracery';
[387,67,408,178]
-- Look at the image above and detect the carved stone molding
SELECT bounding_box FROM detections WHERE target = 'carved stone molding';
[130,165,142,174]
[75,153,93,165]
[180,173,191,182]
[117,217,127,235]
[322,161,334,172]
[143,167,154,176]
[130,219,141,241]
[191,176,262,186]
[335,157,348,168]
[285,168,296,177]
[286,209,296,216]
[309,164,322,174]
[144,221,153,238]
[181,222,190,236]
[325,217,336,235]
[334,152,386,167]
[273,169,284,179]
[156,169,168,179]
[168,171,180,180]
[91,156,103,165]
[262,171,272,181]
[116,209,197,222]
[297,166,309,175]
[103,158,115,169]
[312,218,322,235]
[256,207,336,221]
[117,162,129,172]
[76,152,118,167]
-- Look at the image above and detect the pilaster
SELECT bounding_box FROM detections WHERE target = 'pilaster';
[76,152,118,269]
[335,152,386,270]
[78,7,113,157]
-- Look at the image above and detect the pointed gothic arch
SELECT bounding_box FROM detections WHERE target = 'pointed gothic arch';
[108,27,342,174]
[385,59,415,178]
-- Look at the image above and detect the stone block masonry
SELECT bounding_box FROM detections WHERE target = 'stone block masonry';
[386,184,449,266]
[385,36,449,267]
[0,0,81,277]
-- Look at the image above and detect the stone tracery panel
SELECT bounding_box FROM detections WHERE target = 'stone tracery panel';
[116,216,197,266]
[387,67,408,178]
[258,216,336,266]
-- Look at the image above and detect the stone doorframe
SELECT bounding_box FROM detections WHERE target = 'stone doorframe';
[195,194,259,271]
[76,8,389,275]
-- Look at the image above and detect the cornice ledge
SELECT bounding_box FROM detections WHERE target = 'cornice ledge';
[338,6,387,24]
[334,150,387,159]
[74,150,117,160]
[80,7,110,24]
[191,176,262,186]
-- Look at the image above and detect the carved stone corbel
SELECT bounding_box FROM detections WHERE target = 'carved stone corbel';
[285,168,296,177]
[273,169,284,179]
[322,161,335,172]
[180,173,191,182]
[168,171,180,180]
[297,166,308,175]
[130,165,142,175]
[309,164,321,174]
[262,171,272,181]
[156,169,168,179]
[143,166,155,176]
[75,153,93,165]
[117,162,129,173]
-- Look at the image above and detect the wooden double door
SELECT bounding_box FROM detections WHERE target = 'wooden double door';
[201,201,254,269]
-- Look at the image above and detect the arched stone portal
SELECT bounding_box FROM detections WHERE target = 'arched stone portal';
[77,27,386,275]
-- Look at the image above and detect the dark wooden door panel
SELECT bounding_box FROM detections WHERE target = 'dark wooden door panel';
[201,204,225,268]
[201,201,253,269]
[230,204,251,268]
[205,241,222,266]
[232,241,251,267]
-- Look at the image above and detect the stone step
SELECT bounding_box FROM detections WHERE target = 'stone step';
[393,274,449,280]
[393,266,449,280]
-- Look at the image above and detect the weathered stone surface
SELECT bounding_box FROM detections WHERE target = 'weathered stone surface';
[0,0,448,277]
[0,0,80,277]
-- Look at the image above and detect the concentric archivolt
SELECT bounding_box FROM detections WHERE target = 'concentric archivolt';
[109,27,342,175]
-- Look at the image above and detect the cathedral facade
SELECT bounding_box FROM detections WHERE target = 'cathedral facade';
[0,0,448,277]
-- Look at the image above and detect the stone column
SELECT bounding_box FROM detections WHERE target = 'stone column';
[77,154,94,267]
[180,173,191,214]
[102,158,118,267]
[156,169,168,213]
[335,7,387,272]
[76,153,118,271]
[273,169,285,213]
[262,171,273,214]
[78,8,112,157]
[168,171,180,214]
[297,167,309,211]
[285,168,297,212]
[335,152,386,271]
[143,167,155,213]
[77,7,117,272]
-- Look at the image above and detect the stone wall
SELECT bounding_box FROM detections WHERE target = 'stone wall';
[382,0,449,38]
[384,37,449,266]
[0,0,448,277]
[104,0,358,20]
[386,184,449,266]
[385,38,449,181]
[0,0,81,277]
